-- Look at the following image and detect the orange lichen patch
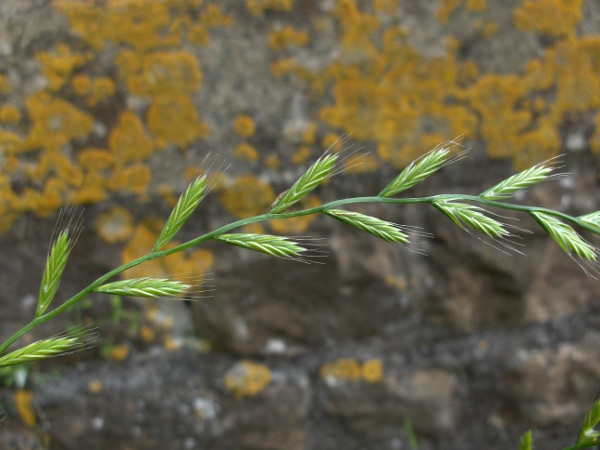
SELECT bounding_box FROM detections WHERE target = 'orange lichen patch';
[361,358,384,383]
[269,195,321,233]
[220,175,275,219]
[320,358,362,382]
[77,147,115,171]
[0,73,11,94]
[88,380,103,394]
[553,37,600,112]
[163,335,182,351]
[511,121,560,171]
[107,0,171,51]
[147,95,207,148]
[0,104,21,125]
[139,325,156,343]
[385,273,407,290]
[265,153,280,169]
[14,390,36,427]
[23,94,94,152]
[54,1,109,49]
[109,111,154,163]
[3,154,19,173]
[38,177,67,216]
[234,142,259,162]
[89,78,116,105]
[157,183,179,207]
[188,25,210,46]
[121,223,167,278]
[200,4,234,28]
[321,133,345,152]
[96,206,134,243]
[513,0,583,37]
[36,43,88,91]
[466,0,486,12]
[224,360,272,398]
[269,26,309,51]
[0,127,22,154]
[234,115,255,138]
[109,164,152,194]
[70,172,107,205]
[374,0,401,15]
[436,0,462,23]
[117,51,202,98]
[246,0,294,16]
[107,344,129,361]
[292,146,311,164]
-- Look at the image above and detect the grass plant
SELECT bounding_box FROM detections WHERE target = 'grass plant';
[1,138,600,448]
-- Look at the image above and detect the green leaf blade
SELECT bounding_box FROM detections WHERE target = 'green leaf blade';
[577,399,600,445]
[154,176,206,251]
[270,153,338,213]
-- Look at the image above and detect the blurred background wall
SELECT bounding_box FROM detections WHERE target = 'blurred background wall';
[0,0,600,449]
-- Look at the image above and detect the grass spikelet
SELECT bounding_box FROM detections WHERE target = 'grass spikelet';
[577,399,600,445]
[215,233,307,259]
[531,211,597,261]
[0,327,93,368]
[433,201,510,239]
[37,209,83,318]
[323,209,410,244]
[379,139,465,197]
[270,153,338,213]
[94,277,191,298]
[153,175,206,251]
[579,211,600,233]
[519,431,533,450]
[481,157,562,200]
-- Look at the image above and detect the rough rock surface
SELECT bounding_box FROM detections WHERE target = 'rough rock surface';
[0,1,600,449]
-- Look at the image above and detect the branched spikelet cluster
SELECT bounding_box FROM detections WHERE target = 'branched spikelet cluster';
[4,133,600,439]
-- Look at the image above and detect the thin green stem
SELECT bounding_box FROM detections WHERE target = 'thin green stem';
[1,193,597,356]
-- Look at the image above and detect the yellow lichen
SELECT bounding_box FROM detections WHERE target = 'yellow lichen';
[117,51,202,98]
[88,380,103,394]
[436,0,462,23]
[36,43,88,91]
[23,93,95,152]
[107,344,129,361]
[220,175,275,219]
[0,104,21,125]
[234,142,259,162]
[0,73,11,94]
[96,206,134,243]
[466,0,486,12]
[234,114,256,138]
[200,4,234,28]
[246,0,294,16]
[14,390,36,427]
[147,95,207,148]
[361,358,384,383]
[265,153,280,169]
[320,358,362,382]
[269,26,309,51]
[109,111,154,163]
[77,148,115,171]
[109,164,152,195]
[513,0,583,37]
[224,360,272,398]
[292,146,311,164]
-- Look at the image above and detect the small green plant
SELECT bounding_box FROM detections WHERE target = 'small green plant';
[1,138,600,448]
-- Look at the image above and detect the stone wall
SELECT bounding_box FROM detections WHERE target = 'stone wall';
[1,1,600,449]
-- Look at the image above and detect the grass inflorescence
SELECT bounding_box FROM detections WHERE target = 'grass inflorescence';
[1,138,600,449]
